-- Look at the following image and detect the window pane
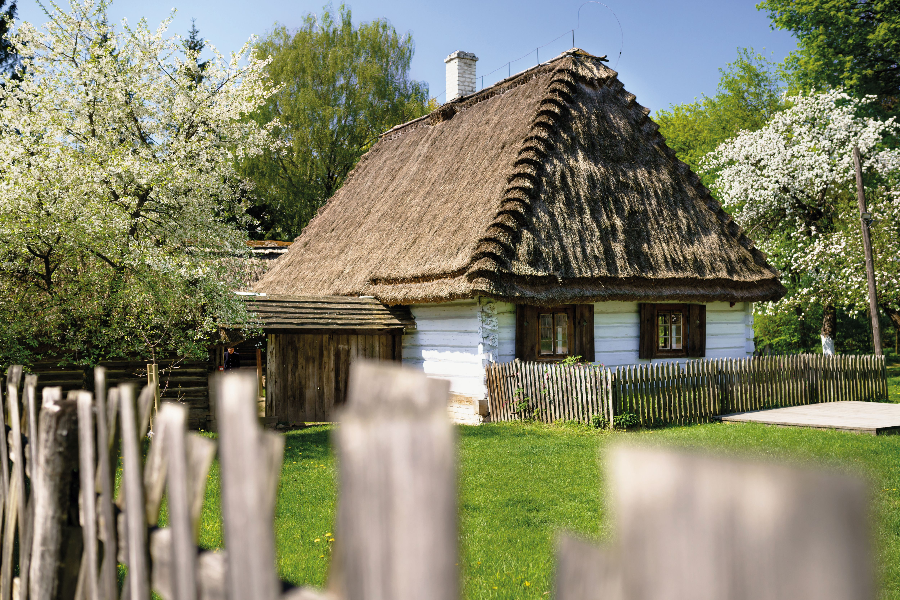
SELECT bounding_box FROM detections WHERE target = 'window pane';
[540,314,553,354]
[555,313,568,355]
[658,313,670,349]
[671,312,682,350]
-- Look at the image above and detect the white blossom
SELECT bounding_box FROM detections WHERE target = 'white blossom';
[703,90,900,316]
[0,0,278,357]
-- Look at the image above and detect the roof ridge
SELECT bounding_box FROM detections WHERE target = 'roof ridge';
[465,54,612,284]
[378,49,601,143]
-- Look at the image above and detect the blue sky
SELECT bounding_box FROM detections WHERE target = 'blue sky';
[14,0,797,114]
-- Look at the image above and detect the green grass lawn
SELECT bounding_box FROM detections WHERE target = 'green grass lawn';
[195,416,900,600]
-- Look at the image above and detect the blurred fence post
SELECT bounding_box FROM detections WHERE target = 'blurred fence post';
[334,360,456,600]
[557,445,873,600]
[216,371,282,600]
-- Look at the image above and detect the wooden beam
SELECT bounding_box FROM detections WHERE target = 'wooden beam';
[853,146,883,356]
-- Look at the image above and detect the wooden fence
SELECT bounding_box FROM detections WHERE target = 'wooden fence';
[486,354,890,427]
[25,358,211,429]
[0,360,876,599]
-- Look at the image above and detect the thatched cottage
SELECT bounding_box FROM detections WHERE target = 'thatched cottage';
[251,49,785,425]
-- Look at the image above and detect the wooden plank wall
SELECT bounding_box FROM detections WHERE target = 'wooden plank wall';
[402,301,488,399]
[486,354,889,427]
[24,359,212,429]
[266,332,400,425]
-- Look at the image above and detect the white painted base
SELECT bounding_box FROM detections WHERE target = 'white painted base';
[821,335,835,355]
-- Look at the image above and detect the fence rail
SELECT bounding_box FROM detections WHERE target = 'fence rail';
[486,354,890,427]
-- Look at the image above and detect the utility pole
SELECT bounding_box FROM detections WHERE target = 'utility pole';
[853,146,883,356]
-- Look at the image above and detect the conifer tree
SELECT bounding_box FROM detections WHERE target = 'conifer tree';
[183,18,209,86]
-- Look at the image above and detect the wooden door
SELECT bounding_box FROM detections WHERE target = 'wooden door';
[266,331,401,426]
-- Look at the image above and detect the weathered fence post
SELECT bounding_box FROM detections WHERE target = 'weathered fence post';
[93,368,119,600]
[159,402,199,600]
[606,368,615,430]
[76,390,100,600]
[717,361,727,416]
[217,371,282,600]
[557,444,873,600]
[146,363,161,430]
[29,389,80,600]
[556,535,622,600]
[120,383,150,600]
[334,360,457,600]
[2,366,28,600]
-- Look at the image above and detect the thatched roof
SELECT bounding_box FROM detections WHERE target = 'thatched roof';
[255,49,785,305]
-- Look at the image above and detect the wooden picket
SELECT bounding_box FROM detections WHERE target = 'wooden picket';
[486,354,889,427]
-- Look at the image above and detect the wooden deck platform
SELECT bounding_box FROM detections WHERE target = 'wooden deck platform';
[720,401,900,435]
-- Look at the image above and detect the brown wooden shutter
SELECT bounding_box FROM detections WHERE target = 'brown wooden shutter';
[515,305,539,361]
[687,304,706,357]
[638,303,656,359]
[574,304,595,361]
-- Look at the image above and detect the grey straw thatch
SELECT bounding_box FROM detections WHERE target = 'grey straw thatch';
[255,49,785,305]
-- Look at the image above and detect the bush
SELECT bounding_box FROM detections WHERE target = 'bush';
[613,412,640,430]
[590,414,608,429]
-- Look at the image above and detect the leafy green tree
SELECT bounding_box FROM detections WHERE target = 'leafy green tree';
[241,5,432,240]
[0,0,17,75]
[758,0,900,115]
[654,48,786,186]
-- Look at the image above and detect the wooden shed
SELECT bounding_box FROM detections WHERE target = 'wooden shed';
[246,295,415,425]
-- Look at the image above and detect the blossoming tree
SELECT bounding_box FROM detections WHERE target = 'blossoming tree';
[0,0,277,363]
[704,90,900,353]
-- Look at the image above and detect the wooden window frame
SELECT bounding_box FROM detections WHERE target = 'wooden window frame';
[639,303,706,359]
[654,303,687,358]
[515,304,595,362]
[537,306,576,360]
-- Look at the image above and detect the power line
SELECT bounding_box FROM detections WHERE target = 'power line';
[576,1,624,69]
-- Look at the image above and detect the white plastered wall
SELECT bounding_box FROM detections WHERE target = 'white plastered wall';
[402,298,514,400]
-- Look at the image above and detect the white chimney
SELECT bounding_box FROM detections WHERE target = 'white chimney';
[444,51,478,101]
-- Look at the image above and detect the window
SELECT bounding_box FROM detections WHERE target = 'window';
[639,303,706,359]
[515,304,594,362]
[657,310,682,351]
[539,311,569,356]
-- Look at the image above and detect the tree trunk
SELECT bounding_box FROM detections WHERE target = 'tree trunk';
[821,303,836,355]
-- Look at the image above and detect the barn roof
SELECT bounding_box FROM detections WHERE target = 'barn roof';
[254,49,785,305]
[245,295,415,332]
